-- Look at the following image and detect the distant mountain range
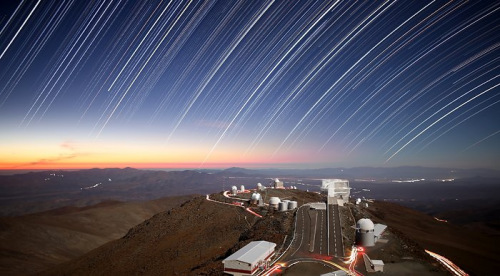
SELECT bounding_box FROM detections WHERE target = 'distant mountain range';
[2,165,499,179]
[1,166,499,216]
[0,168,224,216]
[214,166,500,179]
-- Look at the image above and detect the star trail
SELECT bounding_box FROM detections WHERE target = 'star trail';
[0,0,498,170]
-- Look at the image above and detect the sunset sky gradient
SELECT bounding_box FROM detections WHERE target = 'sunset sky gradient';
[0,1,499,170]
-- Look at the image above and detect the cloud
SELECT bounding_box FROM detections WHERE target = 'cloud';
[60,141,77,151]
[13,141,84,168]
[23,153,79,167]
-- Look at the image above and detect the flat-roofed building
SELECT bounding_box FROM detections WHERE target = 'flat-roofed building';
[321,179,350,205]
[222,241,276,276]
[321,271,348,276]
[363,254,384,272]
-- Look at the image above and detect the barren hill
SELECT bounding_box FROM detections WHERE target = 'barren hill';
[39,189,324,276]
[41,194,499,276]
[2,180,495,275]
[0,195,195,275]
[364,201,500,275]
[38,196,280,275]
[37,189,498,276]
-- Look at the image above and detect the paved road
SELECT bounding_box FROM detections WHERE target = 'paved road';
[328,204,344,257]
[282,203,345,262]
[270,203,350,276]
[282,204,329,261]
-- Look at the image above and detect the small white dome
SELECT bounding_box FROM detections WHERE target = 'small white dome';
[269,197,281,205]
[357,218,375,231]
[231,186,237,190]
[251,193,261,201]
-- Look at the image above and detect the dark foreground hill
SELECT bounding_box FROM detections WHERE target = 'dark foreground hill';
[39,192,498,276]
[39,196,296,276]
[364,201,500,275]
[0,195,195,275]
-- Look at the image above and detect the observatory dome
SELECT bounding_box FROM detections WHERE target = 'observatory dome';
[357,218,375,231]
[251,193,262,201]
[269,197,280,205]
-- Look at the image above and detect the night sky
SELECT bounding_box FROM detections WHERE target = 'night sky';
[0,0,499,170]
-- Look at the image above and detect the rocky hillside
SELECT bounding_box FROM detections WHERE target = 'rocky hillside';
[0,195,194,275]
[34,191,498,275]
[363,201,500,275]
[39,195,298,275]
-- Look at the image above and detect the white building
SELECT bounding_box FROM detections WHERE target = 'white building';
[250,193,262,205]
[271,178,283,188]
[222,241,276,276]
[356,218,387,247]
[320,271,348,276]
[356,218,375,247]
[321,179,350,205]
[269,197,281,210]
[363,254,384,272]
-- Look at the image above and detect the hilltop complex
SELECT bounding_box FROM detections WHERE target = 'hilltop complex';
[207,178,459,276]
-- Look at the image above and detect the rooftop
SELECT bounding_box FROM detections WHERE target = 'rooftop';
[223,241,276,265]
[374,224,387,237]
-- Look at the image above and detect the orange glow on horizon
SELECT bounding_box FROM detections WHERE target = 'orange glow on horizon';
[0,138,322,171]
[0,161,303,170]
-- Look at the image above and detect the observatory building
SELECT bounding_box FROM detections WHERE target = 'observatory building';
[271,178,283,189]
[251,193,262,205]
[269,197,281,209]
[222,241,276,276]
[257,183,265,191]
[356,218,375,247]
[363,254,384,273]
[278,200,298,212]
[320,271,348,276]
[355,218,387,247]
[321,179,350,206]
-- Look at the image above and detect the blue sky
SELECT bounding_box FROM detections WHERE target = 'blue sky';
[0,0,499,170]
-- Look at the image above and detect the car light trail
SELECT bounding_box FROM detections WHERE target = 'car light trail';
[206,194,262,218]
[344,246,358,264]
[262,264,281,276]
[425,250,468,276]
[433,217,448,222]
[344,246,363,276]
[246,207,263,218]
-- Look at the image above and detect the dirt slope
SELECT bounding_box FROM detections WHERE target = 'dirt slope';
[38,193,309,276]
[0,195,194,275]
[35,192,498,275]
[366,201,500,275]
